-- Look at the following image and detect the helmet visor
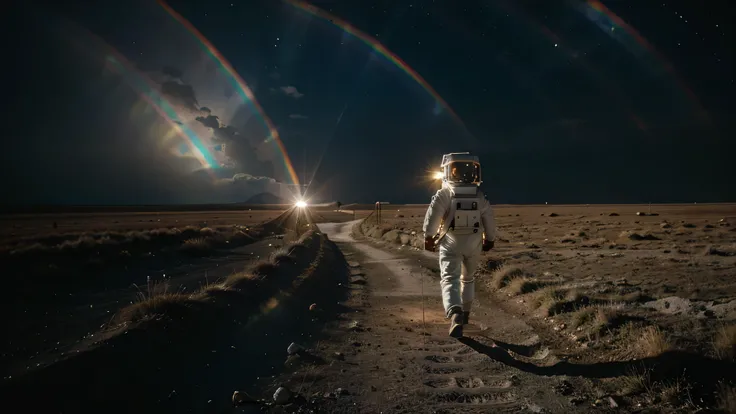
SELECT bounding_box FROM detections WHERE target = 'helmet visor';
[448,162,480,184]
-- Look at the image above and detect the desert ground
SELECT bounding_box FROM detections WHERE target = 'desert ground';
[1,203,735,413]
[0,206,355,378]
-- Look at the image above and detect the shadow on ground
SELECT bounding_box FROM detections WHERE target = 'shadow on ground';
[0,231,351,414]
[460,337,736,406]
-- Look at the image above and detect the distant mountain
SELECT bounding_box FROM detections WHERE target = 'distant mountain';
[246,192,288,204]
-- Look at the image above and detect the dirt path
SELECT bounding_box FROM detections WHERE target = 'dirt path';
[268,222,593,413]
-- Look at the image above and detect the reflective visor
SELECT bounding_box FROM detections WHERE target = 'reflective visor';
[448,162,480,184]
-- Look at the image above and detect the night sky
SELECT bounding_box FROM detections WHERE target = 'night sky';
[4,0,734,205]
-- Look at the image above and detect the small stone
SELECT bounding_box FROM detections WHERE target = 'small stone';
[232,390,256,405]
[335,388,350,396]
[273,386,292,405]
[287,342,304,355]
[608,396,619,408]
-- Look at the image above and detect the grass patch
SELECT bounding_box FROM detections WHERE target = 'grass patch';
[507,277,547,295]
[717,384,736,413]
[533,286,566,314]
[490,265,533,290]
[180,237,214,257]
[113,231,322,328]
[620,367,651,396]
[713,324,736,361]
[635,325,673,358]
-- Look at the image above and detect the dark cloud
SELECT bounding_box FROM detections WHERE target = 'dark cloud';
[2,15,289,205]
[162,66,183,79]
[280,85,304,99]
[161,79,199,111]
[153,66,278,179]
[196,114,220,129]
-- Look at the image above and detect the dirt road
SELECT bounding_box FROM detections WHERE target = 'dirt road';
[271,221,593,413]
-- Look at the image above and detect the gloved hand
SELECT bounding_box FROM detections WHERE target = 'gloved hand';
[482,239,494,252]
[425,236,437,252]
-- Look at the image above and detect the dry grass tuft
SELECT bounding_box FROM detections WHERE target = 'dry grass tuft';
[620,367,651,396]
[180,237,213,256]
[507,277,545,295]
[635,325,672,358]
[713,324,736,361]
[572,306,597,328]
[533,286,566,314]
[116,279,195,324]
[657,378,695,408]
[716,384,736,413]
[490,265,532,290]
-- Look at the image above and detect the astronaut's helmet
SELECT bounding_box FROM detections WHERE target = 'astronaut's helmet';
[440,152,482,187]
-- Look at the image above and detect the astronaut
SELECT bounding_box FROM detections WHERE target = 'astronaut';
[423,152,496,338]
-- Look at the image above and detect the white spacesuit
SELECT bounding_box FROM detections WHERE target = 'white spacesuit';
[423,152,496,338]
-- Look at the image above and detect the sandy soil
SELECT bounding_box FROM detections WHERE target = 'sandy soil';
[0,208,355,381]
[4,205,736,412]
[263,220,590,413]
[258,205,736,413]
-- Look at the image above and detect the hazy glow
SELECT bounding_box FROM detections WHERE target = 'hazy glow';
[295,200,308,208]
[432,171,444,180]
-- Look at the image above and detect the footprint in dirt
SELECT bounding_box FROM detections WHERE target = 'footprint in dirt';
[416,338,521,410]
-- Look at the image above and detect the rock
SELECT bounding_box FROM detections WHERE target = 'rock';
[287,342,304,355]
[273,386,292,405]
[350,275,368,285]
[382,230,401,243]
[335,388,350,396]
[232,391,246,405]
[309,303,318,311]
[334,352,345,360]
[347,261,360,268]
[609,212,619,216]
[660,222,672,229]
[400,234,411,245]
[607,396,619,408]
[548,212,559,217]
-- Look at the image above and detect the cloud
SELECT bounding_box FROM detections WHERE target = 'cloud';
[280,85,304,99]
[2,10,299,205]
[160,79,199,111]
[155,67,277,178]
[289,114,308,120]
[162,66,183,79]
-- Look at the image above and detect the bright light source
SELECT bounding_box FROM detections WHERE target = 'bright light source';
[295,200,308,208]
[432,171,444,180]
